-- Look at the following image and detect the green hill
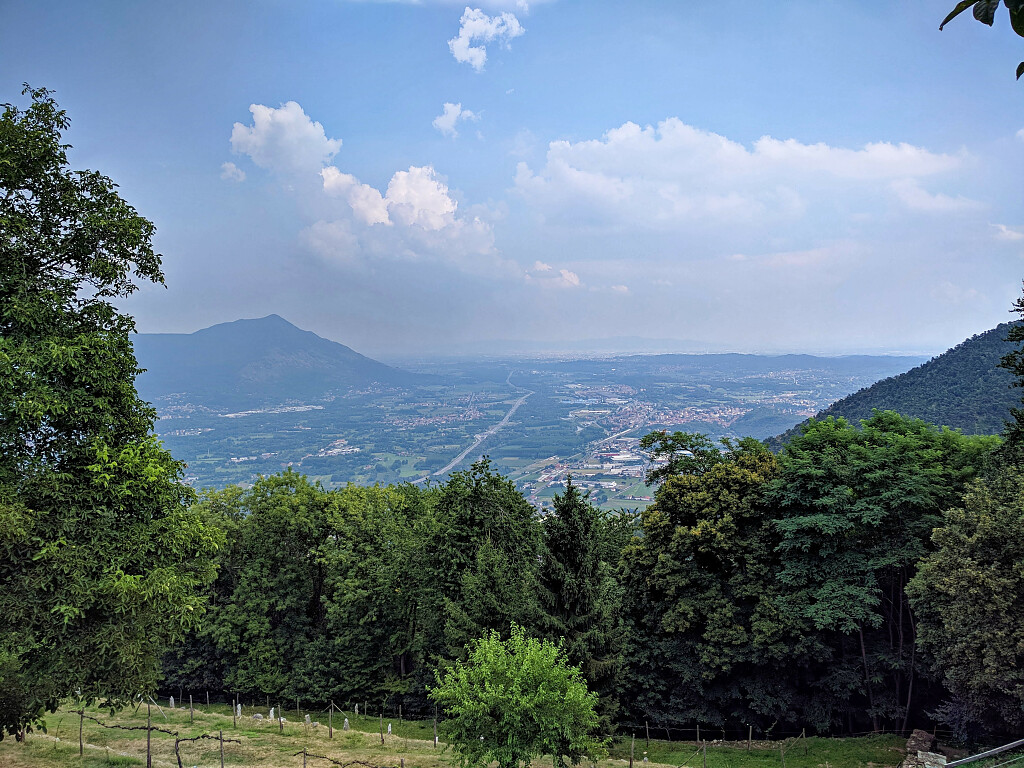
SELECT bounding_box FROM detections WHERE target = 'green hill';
[768,323,1021,449]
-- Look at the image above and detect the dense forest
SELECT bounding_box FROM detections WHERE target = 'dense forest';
[158,409,1024,742]
[769,323,1022,449]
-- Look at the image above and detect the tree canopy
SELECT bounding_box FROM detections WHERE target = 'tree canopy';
[429,625,604,768]
[0,86,219,738]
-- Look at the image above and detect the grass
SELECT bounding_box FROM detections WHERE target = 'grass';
[0,703,908,768]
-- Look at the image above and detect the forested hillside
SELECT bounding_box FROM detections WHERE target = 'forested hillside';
[158,412,1024,742]
[769,323,1021,448]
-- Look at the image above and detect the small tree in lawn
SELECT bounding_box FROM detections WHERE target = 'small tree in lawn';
[429,624,605,768]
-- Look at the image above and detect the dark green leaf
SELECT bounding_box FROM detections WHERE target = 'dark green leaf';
[941,0,979,29]
[1010,5,1024,36]
[1017,60,1024,78]
[974,0,1000,24]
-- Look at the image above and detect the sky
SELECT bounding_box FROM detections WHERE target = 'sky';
[2,0,1023,356]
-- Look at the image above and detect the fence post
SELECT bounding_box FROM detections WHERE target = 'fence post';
[802,728,807,756]
[645,720,650,747]
[233,697,237,728]
[79,709,84,756]
[780,743,786,768]
[190,695,193,724]
[329,701,334,739]
[433,715,438,748]
[399,704,402,725]
[206,691,210,708]
[220,730,225,768]
[279,703,283,734]
[303,747,307,768]
[696,724,700,743]
[748,725,752,752]
[702,741,707,768]
[630,733,635,768]
[380,712,385,745]
[147,704,152,768]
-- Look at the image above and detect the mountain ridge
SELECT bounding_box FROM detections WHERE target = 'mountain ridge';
[767,322,1022,449]
[134,314,424,407]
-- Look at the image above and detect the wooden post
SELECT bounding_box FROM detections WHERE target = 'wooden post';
[401,760,405,768]
[645,720,649,747]
[399,704,402,724]
[220,730,225,768]
[696,724,700,743]
[380,712,385,745]
[79,708,84,756]
[233,697,237,728]
[206,691,210,708]
[190,694,193,724]
[702,741,707,768]
[267,695,270,712]
[329,701,334,739]
[629,733,635,768]
[279,704,283,733]
[147,704,152,768]
[748,725,752,752]
[303,747,307,768]
[801,728,807,756]
[780,744,786,768]
[296,696,300,716]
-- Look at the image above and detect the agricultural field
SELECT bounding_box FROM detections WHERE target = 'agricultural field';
[0,702,917,768]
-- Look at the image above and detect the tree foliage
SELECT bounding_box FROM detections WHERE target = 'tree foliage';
[907,473,1024,739]
[940,0,1024,79]
[429,625,604,768]
[0,86,219,738]
[538,478,624,732]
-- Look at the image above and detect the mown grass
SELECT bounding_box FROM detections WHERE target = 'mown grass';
[0,703,908,768]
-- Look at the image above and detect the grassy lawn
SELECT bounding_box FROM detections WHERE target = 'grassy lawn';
[0,704,909,768]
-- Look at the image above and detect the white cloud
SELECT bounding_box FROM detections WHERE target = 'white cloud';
[523,261,581,288]
[385,166,458,230]
[220,162,246,182]
[448,7,524,71]
[433,102,479,137]
[231,102,342,174]
[514,117,969,232]
[1017,128,1024,142]
[321,166,391,226]
[890,178,981,213]
[993,223,1024,241]
[611,284,629,293]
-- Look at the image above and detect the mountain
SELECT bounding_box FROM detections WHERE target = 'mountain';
[133,315,423,407]
[768,323,1021,448]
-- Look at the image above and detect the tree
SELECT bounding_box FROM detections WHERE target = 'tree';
[0,86,219,737]
[997,283,1024,458]
[767,412,998,732]
[638,430,724,486]
[619,437,807,730]
[429,625,605,768]
[907,473,1024,740]
[940,0,1024,79]
[538,477,623,732]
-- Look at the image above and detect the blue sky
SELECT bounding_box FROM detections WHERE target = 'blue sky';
[2,0,1023,355]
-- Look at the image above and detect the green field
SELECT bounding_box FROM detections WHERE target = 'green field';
[0,703,914,768]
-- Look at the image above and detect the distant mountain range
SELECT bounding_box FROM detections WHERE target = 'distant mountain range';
[768,323,1022,448]
[134,315,423,407]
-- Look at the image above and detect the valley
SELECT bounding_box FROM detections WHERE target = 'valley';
[139,322,926,509]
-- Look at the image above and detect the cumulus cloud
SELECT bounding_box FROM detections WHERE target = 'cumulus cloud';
[231,102,342,174]
[514,117,970,232]
[386,166,459,230]
[321,167,391,226]
[448,7,524,71]
[220,162,246,182]
[611,284,629,293]
[433,102,479,137]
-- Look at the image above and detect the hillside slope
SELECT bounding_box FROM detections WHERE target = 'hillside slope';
[134,315,422,407]
[769,323,1021,448]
